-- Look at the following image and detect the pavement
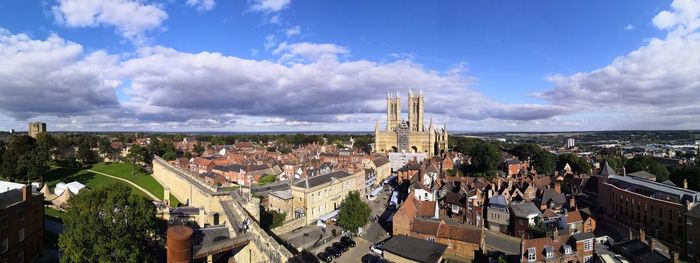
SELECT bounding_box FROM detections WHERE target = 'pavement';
[279,224,344,252]
[45,218,64,234]
[310,235,373,263]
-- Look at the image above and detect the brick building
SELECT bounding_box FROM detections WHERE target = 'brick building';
[1,182,44,263]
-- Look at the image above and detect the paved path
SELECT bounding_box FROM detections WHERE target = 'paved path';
[87,169,161,201]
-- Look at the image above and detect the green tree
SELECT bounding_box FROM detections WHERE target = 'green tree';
[59,183,156,262]
[468,142,502,175]
[337,191,371,233]
[670,166,700,191]
[193,143,205,156]
[125,145,147,176]
[625,156,670,182]
[532,151,556,175]
[1,136,38,181]
[76,142,97,165]
[557,153,591,174]
[162,150,177,161]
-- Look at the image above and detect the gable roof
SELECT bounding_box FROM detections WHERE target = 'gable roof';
[293,170,353,189]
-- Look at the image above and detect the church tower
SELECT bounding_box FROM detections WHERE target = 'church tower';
[408,88,425,132]
[386,91,401,132]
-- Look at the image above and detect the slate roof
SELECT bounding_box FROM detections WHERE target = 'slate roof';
[613,239,670,263]
[372,157,390,167]
[383,235,448,263]
[627,171,656,180]
[541,188,566,205]
[608,175,700,204]
[599,161,616,177]
[293,170,353,189]
[511,202,541,218]
[571,232,595,242]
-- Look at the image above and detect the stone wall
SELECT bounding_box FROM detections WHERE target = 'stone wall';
[271,216,306,236]
[153,156,230,226]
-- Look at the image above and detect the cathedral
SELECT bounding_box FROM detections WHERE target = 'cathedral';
[374,90,448,157]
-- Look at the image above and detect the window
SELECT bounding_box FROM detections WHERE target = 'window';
[0,216,6,229]
[19,228,25,242]
[584,239,593,251]
[1,238,7,253]
[583,255,592,263]
[527,247,536,261]
[545,250,554,259]
[688,218,694,226]
[18,209,25,223]
[17,249,24,263]
[565,246,572,255]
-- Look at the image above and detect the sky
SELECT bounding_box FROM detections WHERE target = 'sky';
[0,0,699,132]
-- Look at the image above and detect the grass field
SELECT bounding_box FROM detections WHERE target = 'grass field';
[44,207,64,223]
[44,163,180,206]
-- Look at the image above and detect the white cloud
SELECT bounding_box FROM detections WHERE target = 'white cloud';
[52,0,168,43]
[624,24,635,31]
[0,29,120,119]
[536,0,700,129]
[273,42,349,62]
[285,25,301,37]
[249,0,290,13]
[186,0,215,11]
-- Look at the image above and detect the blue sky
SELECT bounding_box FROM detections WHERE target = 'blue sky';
[0,0,699,131]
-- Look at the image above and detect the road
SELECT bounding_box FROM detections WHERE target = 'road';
[87,169,160,201]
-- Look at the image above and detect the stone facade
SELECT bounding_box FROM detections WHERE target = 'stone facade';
[291,170,365,225]
[374,90,448,158]
[28,122,46,139]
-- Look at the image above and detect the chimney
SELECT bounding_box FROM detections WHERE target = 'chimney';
[623,166,626,176]
[649,238,656,252]
[433,199,439,219]
[555,182,562,194]
[671,251,680,263]
[569,197,576,210]
[639,228,645,241]
[21,186,31,201]
[164,187,171,206]
[552,228,559,241]
[684,179,688,189]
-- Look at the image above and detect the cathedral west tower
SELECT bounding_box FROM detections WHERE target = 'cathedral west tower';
[374,90,448,158]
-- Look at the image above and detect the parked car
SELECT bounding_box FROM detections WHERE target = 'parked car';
[325,246,342,257]
[340,236,356,247]
[317,252,333,263]
[370,242,384,255]
[362,254,384,263]
[333,242,349,252]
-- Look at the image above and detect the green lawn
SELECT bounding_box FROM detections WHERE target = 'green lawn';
[44,207,64,223]
[45,162,180,207]
[89,163,180,207]
[44,167,151,199]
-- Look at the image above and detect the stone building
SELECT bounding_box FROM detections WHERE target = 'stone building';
[374,90,448,158]
[27,122,46,138]
[291,170,365,225]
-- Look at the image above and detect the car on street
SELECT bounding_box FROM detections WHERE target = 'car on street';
[317,252,333,263]
[370,242,384,256]
[325,246,342,257]
[340,236,356,247]
[333,241,349,252]
[361,254,384,263]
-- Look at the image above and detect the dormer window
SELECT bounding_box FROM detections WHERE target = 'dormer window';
[564,245,572,255]
[544,246,554,259]
[527,247,536,261]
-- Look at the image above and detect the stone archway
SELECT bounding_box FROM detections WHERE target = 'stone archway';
[213,213,220,225]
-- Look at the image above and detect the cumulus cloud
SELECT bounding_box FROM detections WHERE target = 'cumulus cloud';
[285,25,301,37]
[273,42,349,62]
[249,0,290,13]
[186,0,215,11]
[0,29,120,119]
[111,43,563,128]
[535,0,700,129]
[52,0,168,43]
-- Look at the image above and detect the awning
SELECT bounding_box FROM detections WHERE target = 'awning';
[319,209,340,222]
[369,186,383,196]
